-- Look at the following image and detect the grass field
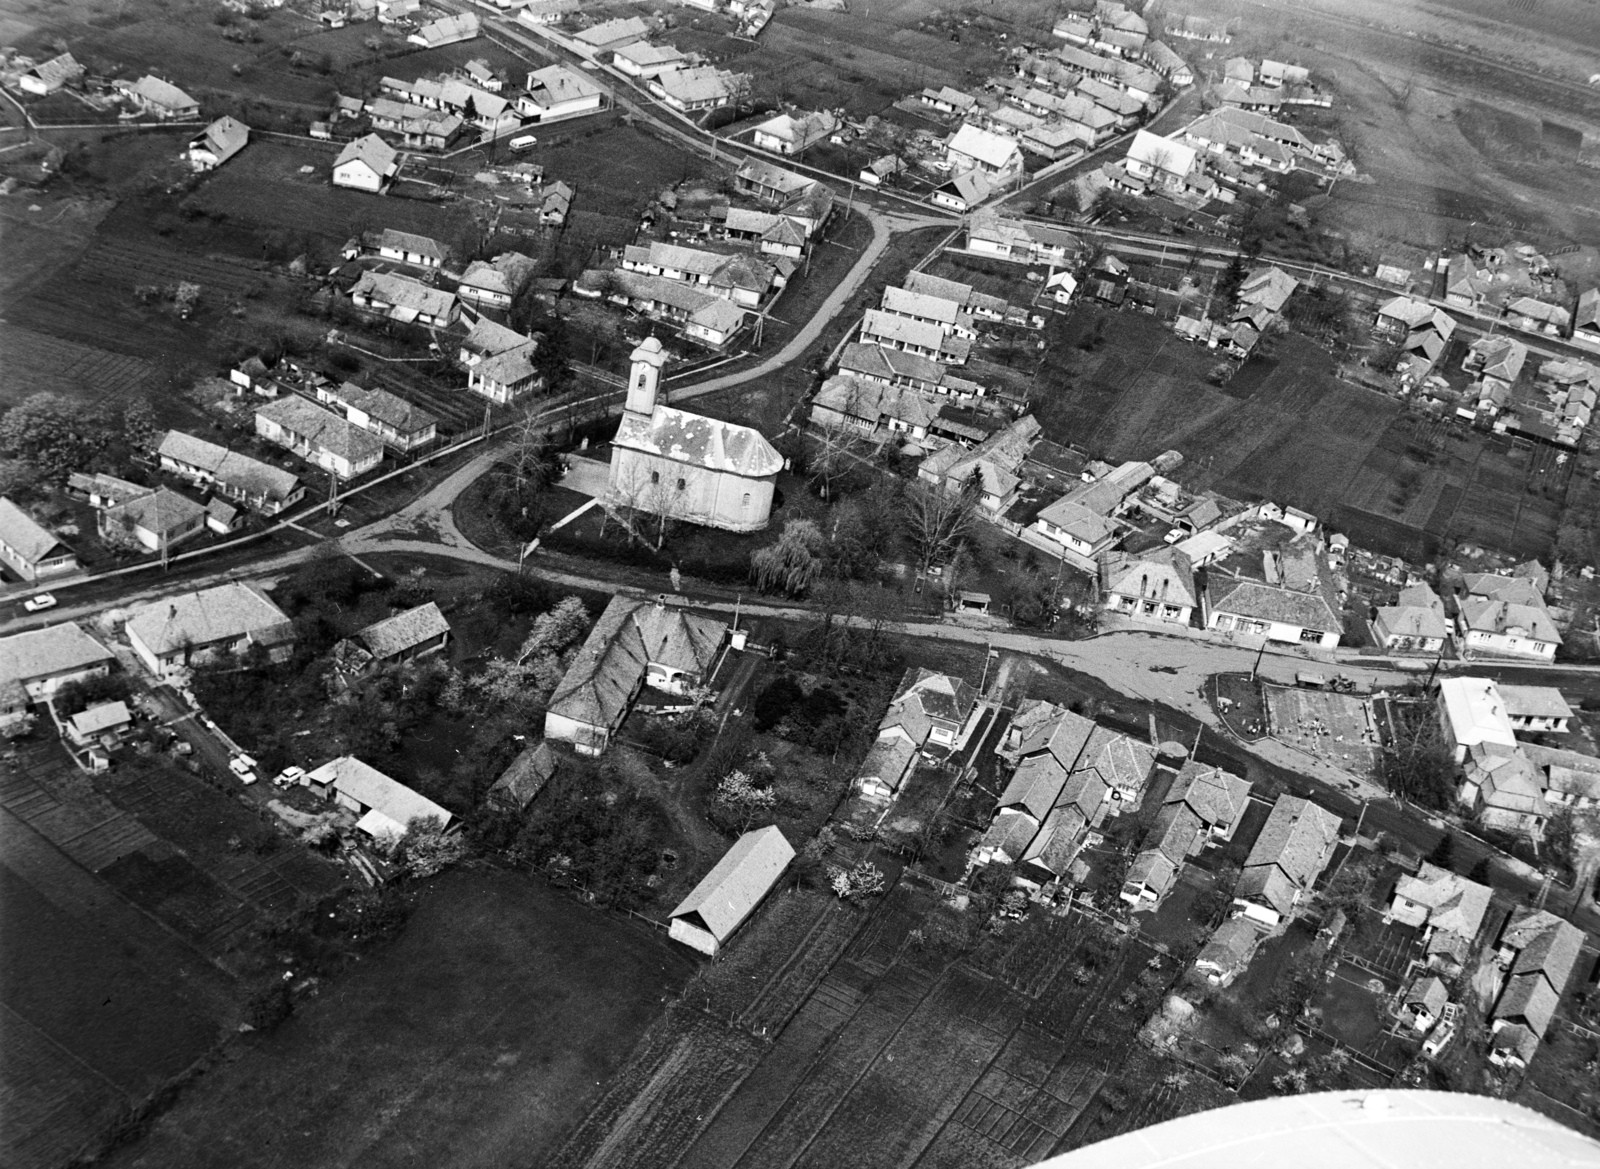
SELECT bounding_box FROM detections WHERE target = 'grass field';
[107,870,696,1169]
[1025,305,1575,563]
[183,137,477,252]
[0,777,237,1169]
[552,873,1233,1169]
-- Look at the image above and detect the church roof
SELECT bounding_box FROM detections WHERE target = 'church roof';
[614,404,783,478]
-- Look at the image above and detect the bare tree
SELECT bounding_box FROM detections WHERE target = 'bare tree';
[900,471,982,577]
[808,413,873,500]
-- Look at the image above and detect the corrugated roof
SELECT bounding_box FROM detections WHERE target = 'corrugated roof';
[669,825,793,941]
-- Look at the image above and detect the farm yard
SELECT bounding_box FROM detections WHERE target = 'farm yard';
[1023,306,1579,563]
[0,324,158,412]
[549,875,1237,1169]
[98,870,696,1169]
[0,739,264,1169]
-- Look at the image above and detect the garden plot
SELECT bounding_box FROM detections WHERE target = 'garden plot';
[1264,685,1380,778]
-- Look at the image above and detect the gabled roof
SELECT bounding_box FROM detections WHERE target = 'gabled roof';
[410,12,480,46]
[946,123,1022,169]
[839,341,945,387]
[126,75,196,110]
[1166,760,1251,828]
[107,487,206,535]
[979,808,1040,865]
[526,63,603,106]
[1127,843,1179,897]
[1237,795,1341,913]
[350,270,456,321]
[310,755,452,836]
[1497,684,1574,722]
[670,825,793,941]
[1206,571,1342,634]
[547,598,725,731]
[654,66,740,105]
[614,404,781,477]
[125,582,293,657]
[889,667,977,730]
[461,252,537,298]
[157,431,301,503]
[27,52,84,90]
[1375,584,1449,641]
[1126,129,1196,178]
[1017,703,1097,771]
[1099,545,1197,607]
[69,700,132,737]
[857,735,916,794]
[1197,918,1258,971]
[376,228,446,261]
[257,396,386,465]
[999,752,1070,821]
[488,741,558,812]
[1020,802,1088,875]
[735,158,815,197]
[1495,972,1562,1037]
[576,15,650,45]
[357,602,450,659]
[1458,596,1562,646]
[192,116,249,163]
[1504,910,1586,990]
[328,381,438,435]
[1391,862,1492,942]
[334,133,399,177]
[1238,265,1298,312]
[0,498,72,566]
[1070,725,1156,796]
[0,624,115,686]
[883,285,962,326]
[1462,572,1545,606]
[461,317,533,358]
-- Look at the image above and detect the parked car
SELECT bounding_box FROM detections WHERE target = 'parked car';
[273,765,306,788]
[22,593,57,612]
[1163,528,1185,544]
[228,755,258,785]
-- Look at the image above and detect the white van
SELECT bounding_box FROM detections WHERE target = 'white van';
[509,134,538,152]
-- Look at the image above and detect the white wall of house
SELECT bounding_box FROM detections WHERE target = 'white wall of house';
[332,160,386,192]
[1460,628,1555,661]
[667,916,719,955]
[1207,610,1339,648]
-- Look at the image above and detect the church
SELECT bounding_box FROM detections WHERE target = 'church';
[607,337,783,533]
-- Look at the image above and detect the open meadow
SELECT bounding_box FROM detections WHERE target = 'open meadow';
[1024,304,1577,562]
[104,870,696,1169]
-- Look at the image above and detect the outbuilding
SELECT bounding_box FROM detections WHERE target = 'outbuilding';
[668,825,794,956]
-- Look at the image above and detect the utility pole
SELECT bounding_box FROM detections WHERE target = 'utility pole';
[1250,635,1269,681]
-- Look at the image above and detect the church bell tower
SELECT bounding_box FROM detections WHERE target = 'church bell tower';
[626,335,668,416]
